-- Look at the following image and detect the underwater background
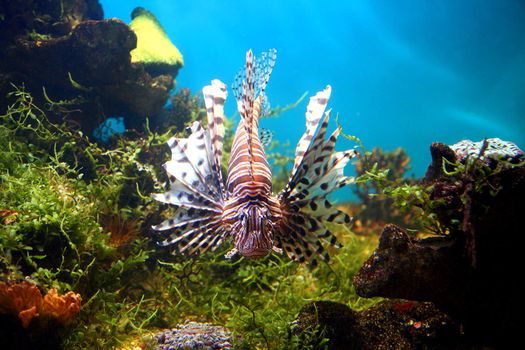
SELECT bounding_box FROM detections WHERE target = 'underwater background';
[103,0,525,197]
[1,0,525,349]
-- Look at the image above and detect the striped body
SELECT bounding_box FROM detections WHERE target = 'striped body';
[226,96,272,196]
[224,111,280,258]
[153,49,356,265]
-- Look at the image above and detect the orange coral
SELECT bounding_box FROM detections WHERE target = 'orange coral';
[0,208,19,224]
[0,281,42,328]
[42,288,82,324]
[0,280,81,328]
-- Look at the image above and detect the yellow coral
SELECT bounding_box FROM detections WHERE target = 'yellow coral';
[129,7,183,69]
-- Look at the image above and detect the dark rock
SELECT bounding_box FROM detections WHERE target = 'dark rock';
[353,224,468,309]
[0,314,62,350]
[0,1,175,135]
[0,0,103,39]
[354,144,525,346]
[5,19,136,86]
[290,300,359,349]
[428,181,464,227]
[357,300,462,350]
[291,300,463,350]
[424,142,458,180]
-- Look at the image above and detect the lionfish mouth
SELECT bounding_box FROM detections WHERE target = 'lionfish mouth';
[236,232,273,259]
[241,248,272,259]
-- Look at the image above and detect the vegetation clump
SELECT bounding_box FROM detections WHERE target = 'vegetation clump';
[352,147,414,227]
[350,134,525,243]
[0,87,379,349]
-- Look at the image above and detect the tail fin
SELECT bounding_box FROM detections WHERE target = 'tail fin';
[152,80,228,254]
[276,86,357,265]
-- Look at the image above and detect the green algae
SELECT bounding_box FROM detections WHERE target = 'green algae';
[0,86,162,347]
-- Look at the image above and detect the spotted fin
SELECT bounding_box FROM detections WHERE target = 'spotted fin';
[152,80,229,255]
[289,86,332,178]
[259,128,273,148]
[203,79,227,197]
[276,86,356,265]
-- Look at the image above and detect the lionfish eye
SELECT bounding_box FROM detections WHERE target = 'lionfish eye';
[240,212,247,225]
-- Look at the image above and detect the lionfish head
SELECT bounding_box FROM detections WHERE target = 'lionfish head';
[234,205,274,259]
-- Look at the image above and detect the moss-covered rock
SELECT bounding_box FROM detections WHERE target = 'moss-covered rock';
[290,300,358,349]
[129,7,183,77]
[291,300,462,350]
[0,0,103,39]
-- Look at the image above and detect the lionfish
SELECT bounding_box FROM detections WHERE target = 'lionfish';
[152,49,356,265]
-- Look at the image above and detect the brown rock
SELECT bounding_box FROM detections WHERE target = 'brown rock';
[353,224,468,310]
[291,300,358,349]
[0,0,103,39]
[424,142,458,180]
[353,156,525,346]
[291,300,462,350]
[0,1,175,135]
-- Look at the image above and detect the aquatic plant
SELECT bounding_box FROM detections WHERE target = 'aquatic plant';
[350,136,525,242]
[347,144,446,237]
[352,147,413,226]
[0,86,162,346]
[154,87,208,133]
[356,173,445,237]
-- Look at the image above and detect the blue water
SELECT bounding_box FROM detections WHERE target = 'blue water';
[102,0,525,199]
